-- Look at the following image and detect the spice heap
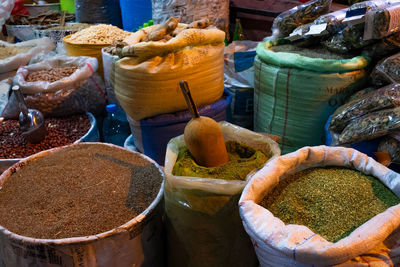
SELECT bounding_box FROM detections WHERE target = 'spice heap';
[25,66,78,83]
[0,144,163,239]
[172,140,269,180]
[0,46,32,60]
[261,167,400,242]
[67,24,131,44]
[0,114,90,159]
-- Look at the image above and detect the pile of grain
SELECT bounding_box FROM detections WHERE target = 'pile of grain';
[0,46,32,60]
[67,24,131,44]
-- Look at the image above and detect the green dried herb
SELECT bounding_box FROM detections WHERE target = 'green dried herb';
[261,167,400,243]
[329,84,400,133]
[338,107,400,144]
[271,43,350,59]
[172,141,269,181]
[273,0,332,38]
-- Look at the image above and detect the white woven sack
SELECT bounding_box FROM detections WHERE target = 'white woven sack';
[239,145,400,266]
[0,38,55,74]
[0,0,14,28]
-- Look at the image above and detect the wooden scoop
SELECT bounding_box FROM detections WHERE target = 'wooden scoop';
[179,81,228,167]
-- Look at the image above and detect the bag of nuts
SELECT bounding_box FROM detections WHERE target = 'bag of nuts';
[1,55,106,118]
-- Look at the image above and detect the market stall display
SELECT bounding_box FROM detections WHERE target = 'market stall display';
[164,122,280,267]
[239,146,400,266]
[0,143,165,266]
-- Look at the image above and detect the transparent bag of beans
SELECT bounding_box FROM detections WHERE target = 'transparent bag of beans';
[364,4,400,40]
[378,133,400,163]
[338,107,400,144]
[370,52,400,86]
[329,84,400,133]
[1,55,106,118]
[272,0,332,39]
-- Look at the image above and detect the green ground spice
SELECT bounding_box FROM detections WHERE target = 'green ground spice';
[260,167,400,243]
[172,141,269,181]
[271,44,353,60]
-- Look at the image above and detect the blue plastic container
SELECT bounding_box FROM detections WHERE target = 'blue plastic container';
[120,0,152,31]
[127,94,232,165]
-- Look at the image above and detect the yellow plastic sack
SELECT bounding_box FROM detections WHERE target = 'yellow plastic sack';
[111,26,225,121]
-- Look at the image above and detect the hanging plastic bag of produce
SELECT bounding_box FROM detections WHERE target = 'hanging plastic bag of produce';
[378,132,400,163]
[1,55,106,118]
[363,31,400,61]
[364,3,400,40]
[254,40,368,154]
[329,83,400,133]
[239,145,400,266]
[338,107,400,144]
[272,0,332,39]
[0,38,55,75]
[164,122,280,267]
[111,21,225,120]
[370,52,400,87]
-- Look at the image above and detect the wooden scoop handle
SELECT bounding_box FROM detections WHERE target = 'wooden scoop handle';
[179,80,200,119]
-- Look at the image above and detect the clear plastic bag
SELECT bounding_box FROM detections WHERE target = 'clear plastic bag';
[329,84,400,133]
[362,31,400,61]
[378,134,400,163]
[338,107,400,144]
[364,4,400,40]
[1,56,106,118]
[272,0,332,38]
[370,52,400,86]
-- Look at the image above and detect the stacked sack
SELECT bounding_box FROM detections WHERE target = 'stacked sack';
[109,18,230,164]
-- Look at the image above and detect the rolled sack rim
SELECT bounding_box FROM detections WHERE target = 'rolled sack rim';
[239,145,400,265]
[0,142,166,245]
[256,40,370,73]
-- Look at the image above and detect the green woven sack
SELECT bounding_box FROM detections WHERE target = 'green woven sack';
[254,41,369,154]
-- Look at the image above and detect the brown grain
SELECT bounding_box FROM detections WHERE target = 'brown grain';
[25,66,78,83]
[0,143,163,239]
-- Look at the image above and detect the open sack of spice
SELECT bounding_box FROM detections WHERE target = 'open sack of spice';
[271,0,332,39]
[164,121,280,267]
[240,145,400,266]
[0,38,55,80]
[110,18,226,120]
[1,55,106,119]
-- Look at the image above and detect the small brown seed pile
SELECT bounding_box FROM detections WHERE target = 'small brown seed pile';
[25,66,79,83]
[0,114,90,159]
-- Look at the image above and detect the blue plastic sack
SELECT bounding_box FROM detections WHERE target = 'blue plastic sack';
[128,94,232,165]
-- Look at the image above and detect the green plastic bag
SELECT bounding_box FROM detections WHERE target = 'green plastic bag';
[254,41,369,154]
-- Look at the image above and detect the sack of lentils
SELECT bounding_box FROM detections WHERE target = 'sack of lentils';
[1,55,106,118]
[239,145,400,266]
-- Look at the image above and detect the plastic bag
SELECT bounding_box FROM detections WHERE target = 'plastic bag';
[164,122,280,267]
[364,3,400,40]
[239,145,400,266]
[0,0,14,28]
[2,56,106,118]
[338,107,400,144]
[378,134,400,163]
[370,52,400,86]
[363,31,400,61]
[329,84,400,133]
[0,38,55,74]
[272,0,332,38]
